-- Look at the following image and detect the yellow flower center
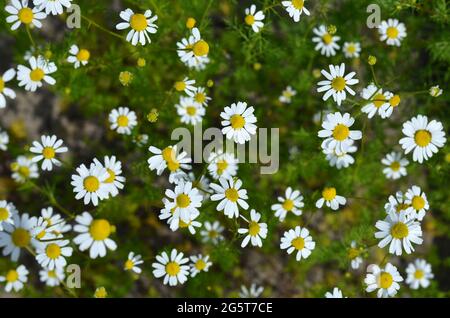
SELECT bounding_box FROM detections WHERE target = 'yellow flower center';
[18,8,34,24]
[117,115,129,127]
[130,13,147,31]
[386,27,399,39]
[165,262,180,276]
[162,147,180,171]
[245,15,255,26]
[124,259,134,270]
[45,243,61,259]
[179,219,190,228]
[89,219,111,241]
[76,49,90,62]
[195,259,206,270]
[332,124,350,141]
[414,270,424,279]
[11,228,31,247]
[0,208,9,221]
[390,222,409,239]
[192,40,209,56]
[390,161,400,171]
[322,33,333,45]
[230,114,246,130]
[331,77,346,91]
[104,168,115,183]
[412,196,425,210]
[42,147,55,159]
[347,247,360,260]
[291,237,305,250]
[83,176,100,192]
[18,166,30,178]
[0,79,4,92]
[292,0,304,10]
[216,160,228,175]
[373,93,386,108]
[186,17,196,29]
[389,95,400,107]
[30,68,45,82]
[6,270,19,283]
[414,130,431,147]
[347,44,356,54]
[195,92,206,103]
[208,230,218,238]
[36,230,46,240]
[47,270,57,278]
[94,287,107,298]
[176,194,191,208]
[379,272,393,289]
[322,187,337,201]
[119,71,133,86]
[225,188,239,202]
[174,81,186,91]
[248,221,260,236]
[186,106,197,116]
[282,199,294,211]
[396,203,410,213]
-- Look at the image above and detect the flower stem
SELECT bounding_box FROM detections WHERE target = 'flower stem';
[81,15,124,41]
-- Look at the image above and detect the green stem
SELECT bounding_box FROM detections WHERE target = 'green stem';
[25,25,35,47]
[81,15,124,41]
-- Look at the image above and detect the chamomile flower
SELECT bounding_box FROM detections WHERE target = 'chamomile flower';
[0,201,17,232]
[406,259,433,289]
[238,209,268,248]
[342,41,361,58]
[132,134,149,147]
[177,28,210,70]
[315,186,346,210]
[378,19,406,47]
[148,145,192,183]
[30,135,68,171]
[17,55,57,92]
[239,284,264,298]
[35,239,73,270]
[365,263,403,298]
[71,163,109,206]
[116,8,158,46]
[5,0,46,31]
[221,101,257,144]
[404,185,429,221]
[325,287,344,298]
[207,150,239,180]
[93,156,125,198]
[176,96,205,125]
[11,155,39,183]
[67,45,90,68]
[39,267,65,286]
[200,221,224,244]
[282,0,310,23]
[0,213,38,261]
[73,212,117,259]
[193,86,211,107]
[0,265,28,292]
[323,142,357,169]
[317,64,358,106]
[348,241,363,270]
[39,207,71,235]
[160,202,201,234]
[0,129,9,150]
[271,187,304,221]
[279,86,297,104]
[375,211,423,256]
[280,226,315,261]
[109,107,137,135]
[244,4,265,33]
[210,178,249,218]
[189,254,212,277]
[33,0,72,15]
[318,112,362,154]
[360,84,391,118]
[429,85,442,97]
[0,68,16,108]
[384,191,410,216]
[163,180,203,223]
[174,77,196,96]
[152,249,190,286]
[399,115,446,163]
[381,152,408,180]
[312,25,340,57]
[124,252,144,274]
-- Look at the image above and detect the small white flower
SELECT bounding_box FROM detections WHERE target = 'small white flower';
[147,145,192,183]
[360,84,391,119]
[174,77,196,96]
[381,152,408,180]
[280,226,315,261]
[384,191,410,216]
[39,267,65,286]
[11,155,39,183]
[244,4,265,33]
[177,28,210,70]
[325,287,344,298]
[71,162,109,206]
[0,201,17,232]
[207,150,238,180]
[0,129,9,150]
[124,251,144,274]
[210,178,249,218]
[342,42,361,58]
[162,180,203,224]
[189,254,212,277]
[365,263,403,298]
[348,241,363,270]
[378,19,406,47]
[0,265,28,292]
[429,85,442,97]
[317,64,358,106]
[38,206,72,236]
[5,0,47,31]
[152,248,190,286]
[279,86,297,104]
[323,142,357,169]
[0,68,16,108]
[116,8,158,46]
[271,187,304,221]
[282,0,310,23]
[33,0,72,15]
[312,25,340,57]
[221,101,257,144]
[17,55,57,92]
[67,45,91,68]
[404,185,429,221]
[30,135,68,171]
[176,96,205,125]
[193,86,211,107]
[93,156,125,198]
[406,259,433,290]
[132,134,149,147]
[200,221,224,244]
[35,239,73,270]
[109,107,137,135]
[316,186,346,211]
[238,209,268,248]
[239,284,264,298]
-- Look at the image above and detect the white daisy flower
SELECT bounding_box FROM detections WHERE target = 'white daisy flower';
[318,112,362,154]
[279,86,297,104]
[93,156,125,198]
[375,211,423,256]
[381,151,408,180]
[176,96,205,125]
[404,185,429,221]
[0,265,28,292]
[317,64,358,106]
[178,216,202,235]
[348,241,363,270]
[108,107,137,135]
[30,135,68,171]
[159,201,201,233]
[189,254,212,277]
[176,28,210,70]
[282,0,310,22]
[39,267,65,286]
[152,248,190,286]
[193,86,211,107]
[0,129,9,150]
[312,25,340,57]
[73,211,117,259]
[406,259,433,290]
[360,84,391,118]
[33,0,72,15]
[271,187,304,221]
[174,77,196,96]
[244,4,265,33]
[162,180,203,224]
[132,133,149,147]
[124,251,144,274]
[210,178,249,218]
[71,162,109,206]
[238,209,268,248]
[115,8,158,46]
[221,101,257,144]
[0,213,38,261]
[207,150,238,180]
[5,0,46,31]
[67,45,90,69]
[0,201,17,232]
[378,19,406,47]
[315,186,346,211]
[399,115,446,163]
[17,55,57,92]
[0,68,16,108]
[365,263,403,298]
[280,226,315,261]
[323,142,357,169]
[39,206,71,235]
[239,284,264,298]
[11,155,39,183]
[35,239,73,270]
[325,287,344,298]
[200,221,224,244]
[148,144,191,178]
[384,191,410,216]
[429,85,442,97]
[342,41,361,58]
